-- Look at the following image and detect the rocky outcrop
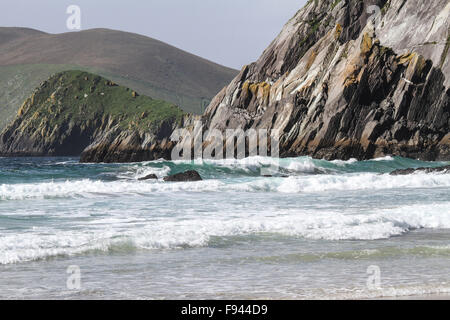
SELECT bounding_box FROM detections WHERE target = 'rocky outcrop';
[79,114,197,163]
[390,165,450,175]
[163,170,203,182]
[79,128,176,163]
[1,1,448,163]
[0,71,185,162]
[201,0,450,161]
[138,174,158,181]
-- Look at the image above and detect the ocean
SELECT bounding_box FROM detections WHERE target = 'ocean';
[0,156,449,299]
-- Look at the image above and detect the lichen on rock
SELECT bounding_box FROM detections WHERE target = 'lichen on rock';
[201,0,449,161]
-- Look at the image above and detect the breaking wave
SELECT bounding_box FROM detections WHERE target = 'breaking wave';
[1,202,450,264]
[1,170,450,201]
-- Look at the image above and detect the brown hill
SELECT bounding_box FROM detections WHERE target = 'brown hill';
[0,27,237,129]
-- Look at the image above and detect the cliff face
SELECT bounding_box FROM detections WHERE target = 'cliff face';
[202,0,450,161]
[0,71,185,162]
[1,0,448,163]
[79,114,196,163]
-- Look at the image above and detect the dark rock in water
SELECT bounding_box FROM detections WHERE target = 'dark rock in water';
[262,175,289,178]
[390,165,450,175]
[138,174,158,181]
[163,170,203,182]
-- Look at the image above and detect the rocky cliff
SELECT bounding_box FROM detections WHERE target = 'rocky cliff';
[202,0,449,161]
[1,0,449,163]
[0,71,185,162]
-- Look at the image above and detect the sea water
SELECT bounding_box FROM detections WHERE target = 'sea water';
[0,156,449,299]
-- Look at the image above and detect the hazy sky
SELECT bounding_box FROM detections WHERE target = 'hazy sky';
[0,0,306,69]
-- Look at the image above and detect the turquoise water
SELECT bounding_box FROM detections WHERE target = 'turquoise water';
[0,156,449,299]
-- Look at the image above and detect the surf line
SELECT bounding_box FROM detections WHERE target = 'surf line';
[181,304,215,318]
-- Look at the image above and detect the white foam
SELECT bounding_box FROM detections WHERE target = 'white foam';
[276,172,450,193]
[304,284,450,300]
[133,165,171,180]
[1,202,449,264]
[168,156,320,173]
[285,159,317,172]
[330,158,358,166]
[1,170,450,201]
[0,179,227,200]
[372,156,395,161]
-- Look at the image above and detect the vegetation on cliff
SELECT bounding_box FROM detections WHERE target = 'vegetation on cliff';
[19,70,183,130]
[0,70,185,157]
[201,0,449,161]
[1,1,448,163]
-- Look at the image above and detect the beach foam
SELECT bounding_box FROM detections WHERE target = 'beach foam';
[1,202,449,264]
[2,169,450,201]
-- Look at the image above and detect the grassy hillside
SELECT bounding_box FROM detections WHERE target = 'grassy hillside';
[16,70,184,133]
[0,70,185,157]
[0,27,237,130]
[0,64,82,130]
[0,63,202,130]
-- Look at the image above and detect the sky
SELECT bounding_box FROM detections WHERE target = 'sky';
[0,0,306,70]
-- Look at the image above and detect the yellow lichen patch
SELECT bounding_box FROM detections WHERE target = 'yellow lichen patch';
[334,23,343,40]
[248,82,271,102]
[31,111,41,121]
[396,52,416,65]
[360,33,373,56]
[411,54,427,73]
[402,53,427,81]
[305,50,318,71]
[248,83,259,95]
[241,81,272,102]
[404,53,426,80]
[439,133,450,146]
[260,82,271,101]
[343,64,360,87]
[344,76,357,87]
[242,81,250,94]
[17,101,29,117]
[40,126,48,137]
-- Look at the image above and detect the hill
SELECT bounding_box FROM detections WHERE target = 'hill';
[0,27,237,129]
[0,70,185,159]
